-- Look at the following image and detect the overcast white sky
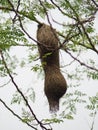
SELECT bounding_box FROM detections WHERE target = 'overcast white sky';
[0,7,98,130]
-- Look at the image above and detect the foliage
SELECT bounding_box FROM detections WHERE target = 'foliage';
[86,93,98,116]
[0,0,98,130]
[21,108,35,123]
[0,20,27,50]
[11,88,35,105]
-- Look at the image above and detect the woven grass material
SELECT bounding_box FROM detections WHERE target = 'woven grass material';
[37,23,67,112]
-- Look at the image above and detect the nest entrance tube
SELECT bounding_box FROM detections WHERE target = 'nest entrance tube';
[48,99,59,113]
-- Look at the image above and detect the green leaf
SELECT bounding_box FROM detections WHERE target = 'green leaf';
[64,113,74,120]
[22,108,34,123]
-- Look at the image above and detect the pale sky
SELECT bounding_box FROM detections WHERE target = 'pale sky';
[0,7,98,130]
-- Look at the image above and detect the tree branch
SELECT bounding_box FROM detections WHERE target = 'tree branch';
[91,0,98,7]
[65,0,98,54]
[12,0,21,23]
[0,49,51,130]
[0,0,97,72]
[0,4,41,24]
[0,98,37,130]
[50,0,76,20]
[65,50,98,72]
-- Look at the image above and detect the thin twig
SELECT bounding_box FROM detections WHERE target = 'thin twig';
[0,79,11,88]
[6,0,39,44]
[50,0,76,20]
[65,0,98,54]
[38,0,61,46]
[0,98,37,130]
[12,0,21,23]
[0,49,50,130]
[0,5,41,24]
[61,52,80,68]
[91,111,97,130]
[65,50,98,72]
[91,0,98,7]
